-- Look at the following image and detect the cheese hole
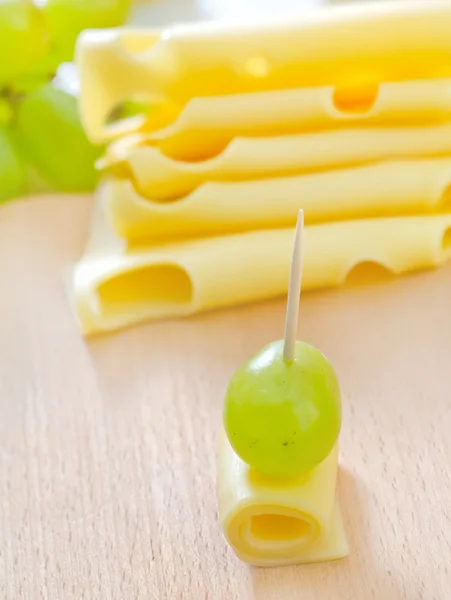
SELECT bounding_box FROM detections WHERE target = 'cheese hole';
[345,260,393,286]
[439,184,451,210]
[97,265,193,313]
[159,135,230,163]
[250,514,312,542]
[442,227,451,254]
[333,83,379,115]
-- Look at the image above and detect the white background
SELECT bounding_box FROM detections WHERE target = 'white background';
[130,0,360,26]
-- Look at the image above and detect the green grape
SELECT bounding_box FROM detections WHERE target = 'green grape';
[16,82,102,192]
[223,340,342,478]
[0,98,14,125]
[0,126,28,203]
[26,165,54,194]
[0,0,49,85]
[43,0,132,62]
[11,72,52,96]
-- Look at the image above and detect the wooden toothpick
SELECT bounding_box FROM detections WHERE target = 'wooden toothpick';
[283,210,304,363]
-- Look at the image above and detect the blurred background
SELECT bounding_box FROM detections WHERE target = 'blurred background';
[131,0,337,25]
[0,0,353,204]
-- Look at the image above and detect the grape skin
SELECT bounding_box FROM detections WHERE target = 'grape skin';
[223,340,342,478]
[0,0,49,86]
[43,0,132,62]
[16,83,102,192]
[0,0,131,201]
[0,127,27,203]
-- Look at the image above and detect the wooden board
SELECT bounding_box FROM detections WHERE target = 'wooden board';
[1,195,451,599]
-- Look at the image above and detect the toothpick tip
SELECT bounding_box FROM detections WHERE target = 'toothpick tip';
[283,209,305,363]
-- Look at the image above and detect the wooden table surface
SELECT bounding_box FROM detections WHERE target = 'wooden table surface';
[1,195,451,599]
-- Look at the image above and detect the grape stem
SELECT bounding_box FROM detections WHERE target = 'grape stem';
[283,209,304,363]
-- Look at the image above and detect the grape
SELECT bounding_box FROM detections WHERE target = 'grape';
[0,0,49,85]
[223,340,342,478]
[11,72,52,95]
[0,98,14,125]
[27,166,54,194]
[0,126,28,203]
[43,0,132,62]
[16,82,101,191]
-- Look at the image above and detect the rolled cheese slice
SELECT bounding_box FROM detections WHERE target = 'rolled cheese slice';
[77,0,451,142]
[217,434,347,566]
[101,157,451,242]
[101,123,451,200]
[69,212,451,335]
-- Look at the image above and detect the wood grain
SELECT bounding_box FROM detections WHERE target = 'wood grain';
[0,195,451,599]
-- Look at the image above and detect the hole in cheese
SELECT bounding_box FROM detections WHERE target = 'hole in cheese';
[97,264,193,313]
[332,83,379,115]
[439,184,451,210]
[250,514,312,542]
[159,134,231,163]
[442,227,451,254]
[345,260,394,286]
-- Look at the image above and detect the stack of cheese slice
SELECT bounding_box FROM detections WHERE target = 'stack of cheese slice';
[71,0,451,335]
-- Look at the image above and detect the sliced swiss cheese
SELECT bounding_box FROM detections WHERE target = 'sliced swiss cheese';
[141,79,451,161]
[69,210,451,335]
[77,0,451,142]
[100,157,451,242]
[101,123,451,200]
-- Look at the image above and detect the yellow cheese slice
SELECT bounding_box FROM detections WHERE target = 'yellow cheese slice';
[217,433,347,566]
[77,0,451,142]
[101,157,451,242]
[101,123,451,200]
[136,79,451,161]
[89,78,451,154]
[69,211,451,335]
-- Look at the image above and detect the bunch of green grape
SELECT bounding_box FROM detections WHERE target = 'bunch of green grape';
[0,0,131,203]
